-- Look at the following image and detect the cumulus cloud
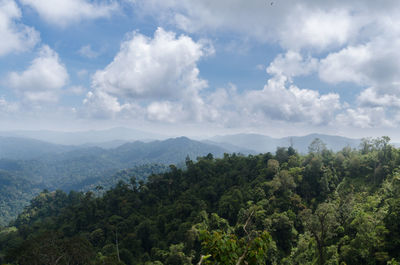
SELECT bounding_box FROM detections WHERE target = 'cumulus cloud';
[320,37,400,87]
[91,28,211,100]
[357,87,400,109]
[132,0,369,51]
[0,0,39,56]
[84,28,212,122]
[20,0,119,26]
[278,8,355,51]
[267,51,318,78]
[77,1,400,130]
[242,74,341,125]
[7,45,69,103]
[318,33,400,127]
[336,107,393,128]
[82,90,134,119]
[195,73,341,128]
[81,27,342,127]
[319,44,371,85]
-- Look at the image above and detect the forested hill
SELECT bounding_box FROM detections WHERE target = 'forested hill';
[0,137,227,226]
[0,136,228,189]
[2,137,400,264]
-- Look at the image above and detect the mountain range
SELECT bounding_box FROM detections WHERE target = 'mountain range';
[208,133,361,154]
[0,131,375,226]
[0,136,227,225]
[0,127,166,146]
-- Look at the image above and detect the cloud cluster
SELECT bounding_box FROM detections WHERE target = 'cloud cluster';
[127,0,400,129]
[3,0,400,133]
[83,28,213,122]
[0,0,39,56]
[20,0,118,26]
[243,75,340,125]
[132,0,364,51]
[267,51,318,78]
[7,45,69,104]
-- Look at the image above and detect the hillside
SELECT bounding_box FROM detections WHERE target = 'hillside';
[1,137,400,264]
[0,137,227,225]
[0,137,227,186]
[0,171,41,226]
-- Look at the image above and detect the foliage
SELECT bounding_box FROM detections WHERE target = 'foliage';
[0,137,400,264]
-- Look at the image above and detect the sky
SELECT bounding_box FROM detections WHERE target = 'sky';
[1,0,400,140]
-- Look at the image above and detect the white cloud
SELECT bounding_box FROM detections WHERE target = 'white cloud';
[318,33,400,127]
[0,0,39,56]
[85,27,212,122]
[0,97,18,114]
[203,84,245,127]
[320,38,400,88]
[319,44,372,85]
[91,27,211,100]
[279,8,355,51]
[336,107,393,128]
[194,74,342,128]
[242,74,341,125]
[267,51,318,78]
[357,87,400,109]
[7,45,69,103]
[82,26,342,127]
[20,0,119,27]
[82,90,133,119]
[146,101,177,123]
[132,0,368,51]
[51,0,400,131]
[78,45,99,58]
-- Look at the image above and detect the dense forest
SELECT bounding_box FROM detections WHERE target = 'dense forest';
[1,137,400,264]
[0,136,225,225]
[0,164,168,226]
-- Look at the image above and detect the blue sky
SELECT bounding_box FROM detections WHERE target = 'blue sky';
[1,0,400,140]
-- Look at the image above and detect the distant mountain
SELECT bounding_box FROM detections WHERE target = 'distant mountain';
[0,136,228,188]
[80,140,130,149]
[280,134,360,153]
[0,127,166,146]
[110,137,228,165]
[0,137,78,160]
[209,133,361,153]
[201,139,257,154]
[0,136,228,225]
[209,134,277,153]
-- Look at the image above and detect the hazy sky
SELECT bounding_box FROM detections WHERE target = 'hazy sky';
[1,0,400,139]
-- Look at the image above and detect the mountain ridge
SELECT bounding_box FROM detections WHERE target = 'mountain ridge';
[209,133,361,153]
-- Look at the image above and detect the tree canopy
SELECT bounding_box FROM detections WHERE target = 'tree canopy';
[1,137,400,264]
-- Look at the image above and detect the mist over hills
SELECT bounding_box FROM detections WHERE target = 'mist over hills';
[209,133,361,153]
[0,131,371,225]
[0,127,166,146]
[0,137,78,160]
[0,136,228,187]
[0,127,364,154]
[0,136,228,225]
